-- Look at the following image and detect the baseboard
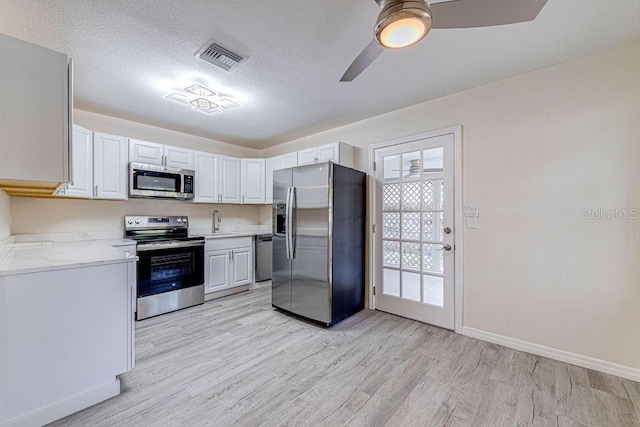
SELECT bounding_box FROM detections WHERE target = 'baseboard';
[2,379,120,427]
[461,327,640,382]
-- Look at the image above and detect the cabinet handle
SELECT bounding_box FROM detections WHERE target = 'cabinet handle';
[93,185,98,198]
[242,195,245,204]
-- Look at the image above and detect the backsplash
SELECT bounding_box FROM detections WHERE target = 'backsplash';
[10,196,269,235]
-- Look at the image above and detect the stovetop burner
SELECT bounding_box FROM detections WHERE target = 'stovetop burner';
[131,235,204,244]
[124,216,201,243]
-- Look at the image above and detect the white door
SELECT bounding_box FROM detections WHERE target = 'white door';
[64,125,93,199]
[94,132,128,200]
[218,156,241,204]
[297,148,317,166]
[231,248,252,287]
[129,139,163,165]
[194,152,219,203]
[241,158,266,204]
[374,133,455,329]
[205,250,230,293]
[164,145,194,169]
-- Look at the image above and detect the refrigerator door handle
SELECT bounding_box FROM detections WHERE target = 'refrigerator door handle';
[285,187,293,259]
[291,187,297,259]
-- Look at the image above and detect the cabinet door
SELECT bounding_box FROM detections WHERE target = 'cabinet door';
[129,139,163,166]
[64,125,94,199]
[0,33,71,183]
[218,156,241,204]
[232,247,253,287]
[265,157,281,205]
[241,158,266,204]
[194,151,219,203]
[297,148,317,166]
[164,145,194,169]
[281,153,298,169]
[317,143,339,163]
[94,133,128,200]
[205,250,230,294]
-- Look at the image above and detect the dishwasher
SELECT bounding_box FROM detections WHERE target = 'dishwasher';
[255,234,272,282]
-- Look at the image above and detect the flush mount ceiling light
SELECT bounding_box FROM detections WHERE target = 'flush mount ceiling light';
[163,92,190,105]
[218,98,242,111]
[189,98,218,111]
[185,84,216,97]
[375,1,432,49]
[163,83,242,117]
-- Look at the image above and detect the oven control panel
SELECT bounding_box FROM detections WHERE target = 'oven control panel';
[125,216,189,229]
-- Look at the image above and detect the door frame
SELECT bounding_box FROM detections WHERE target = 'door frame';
[368,126,464,333]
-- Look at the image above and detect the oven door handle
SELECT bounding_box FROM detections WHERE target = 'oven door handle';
[136,240,205,252]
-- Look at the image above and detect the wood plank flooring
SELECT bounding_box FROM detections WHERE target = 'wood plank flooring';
[51,286,640,426]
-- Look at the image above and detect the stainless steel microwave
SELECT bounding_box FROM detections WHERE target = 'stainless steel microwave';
[129,162,194,200]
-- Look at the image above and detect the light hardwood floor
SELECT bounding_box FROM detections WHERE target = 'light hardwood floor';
[52,286,640,426]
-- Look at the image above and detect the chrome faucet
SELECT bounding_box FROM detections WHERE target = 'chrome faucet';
[212,210,221,233]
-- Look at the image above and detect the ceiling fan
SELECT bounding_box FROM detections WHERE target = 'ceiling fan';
[340,0,549,82]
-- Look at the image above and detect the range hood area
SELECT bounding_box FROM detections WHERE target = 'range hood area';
[0,33,72,197]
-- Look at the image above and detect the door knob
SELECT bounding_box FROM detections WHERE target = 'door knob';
[444,227,452,235]
[438,244,452,251]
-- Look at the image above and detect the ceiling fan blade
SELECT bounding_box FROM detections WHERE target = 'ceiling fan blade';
[430,0,549,29]
[373,0,385,6]
[340,39,385,82]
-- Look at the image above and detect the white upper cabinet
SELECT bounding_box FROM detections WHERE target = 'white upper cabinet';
[241,159,266,204]
[129,139,194,169]
[57,127,128,200]
[64,125,94,199]
[218,156,241,204]
[296,142,354,168]
[94,132,128,200]
[265,152,298,204]
[297,148,317,166]
[194,151,219,203]
[129,139,163,166]
[165,146,194,169]
[0,33,72,192]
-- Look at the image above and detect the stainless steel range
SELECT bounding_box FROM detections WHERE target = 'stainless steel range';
[125,216,205,320]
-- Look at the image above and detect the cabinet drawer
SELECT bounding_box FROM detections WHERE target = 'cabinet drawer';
[205,236,253,252]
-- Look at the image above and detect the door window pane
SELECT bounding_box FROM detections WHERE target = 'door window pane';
[402,151,421,181]
[402,272,421,302]
[402,242,421,271]
[402,182,421,211]
[422,147,443,171]
[383,213,400,239]
[423,179,443,210]
[401,212,420,240]
[383,184,400,211]
[383,268,400,297]
[422,212,444,242]
[383,241,400,267]
[383,155,400,182]
[422,244,444,273]
[423,275,444,307]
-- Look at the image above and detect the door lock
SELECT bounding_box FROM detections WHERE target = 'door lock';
[444,227,452,235]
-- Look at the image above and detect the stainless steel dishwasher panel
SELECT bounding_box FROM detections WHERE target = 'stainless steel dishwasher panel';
[255,234,273,282]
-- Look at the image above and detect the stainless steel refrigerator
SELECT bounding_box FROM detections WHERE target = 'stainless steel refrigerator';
[272,162,366,326]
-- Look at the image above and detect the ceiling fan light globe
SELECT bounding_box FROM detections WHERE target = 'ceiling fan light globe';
[375,1,432,49]
[379,17,427,48]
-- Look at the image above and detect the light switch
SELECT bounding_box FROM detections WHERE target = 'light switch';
[464,204,479,218]
[466,217,478,229]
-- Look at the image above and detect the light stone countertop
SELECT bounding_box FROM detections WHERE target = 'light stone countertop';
[0,236,137,277]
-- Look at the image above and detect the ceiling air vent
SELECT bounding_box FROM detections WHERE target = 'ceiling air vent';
[195,40,244,71]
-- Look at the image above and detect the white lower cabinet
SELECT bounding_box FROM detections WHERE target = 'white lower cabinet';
[205,237,253,296]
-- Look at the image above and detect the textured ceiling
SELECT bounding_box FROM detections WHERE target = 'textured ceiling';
[1,0,639,149]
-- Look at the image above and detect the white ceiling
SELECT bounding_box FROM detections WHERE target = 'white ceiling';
[1,0,639,150]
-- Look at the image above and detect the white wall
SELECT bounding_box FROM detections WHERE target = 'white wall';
[10,110,263,235]
[0,190,10,240]
[262,42,640,371]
